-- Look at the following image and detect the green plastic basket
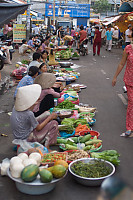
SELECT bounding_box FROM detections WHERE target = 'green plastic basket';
[89,145,102,152]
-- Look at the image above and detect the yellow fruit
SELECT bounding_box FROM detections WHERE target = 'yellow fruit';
[54,160,68,169]
[15,64,19,68]
[52,165,66,179]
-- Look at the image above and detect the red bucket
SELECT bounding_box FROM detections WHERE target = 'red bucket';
[79,130,100,139]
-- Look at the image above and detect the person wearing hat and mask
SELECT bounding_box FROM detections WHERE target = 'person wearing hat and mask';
[125,24,132,46]
[10,84,58,152]
[33,73,60,117]
[14,66,39,98]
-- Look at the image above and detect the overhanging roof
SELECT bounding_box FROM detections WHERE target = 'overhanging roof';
[0,3,29,27]
[102,15,121,25]
[119,2,133,13]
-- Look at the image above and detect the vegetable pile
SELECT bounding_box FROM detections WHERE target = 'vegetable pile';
[67,150,89,162]
[56,100,75,109]
[71,160,112,178]
[57,134,102,151]
[91,150,120,166]
[41,152,67,164]
[59,118,90,135]
[72,52,80,58]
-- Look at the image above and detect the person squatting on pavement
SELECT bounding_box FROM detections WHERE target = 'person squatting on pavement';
[112,32,133,137]
[10,84,58,152]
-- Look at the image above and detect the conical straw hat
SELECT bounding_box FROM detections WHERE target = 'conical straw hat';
[34,73,56,89]
[15,84,41,111]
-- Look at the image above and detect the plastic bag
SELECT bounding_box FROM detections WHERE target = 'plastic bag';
[0,158,10,176]
[12,139,48,154]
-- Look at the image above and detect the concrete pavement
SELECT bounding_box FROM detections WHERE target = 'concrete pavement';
[0,44,132,200]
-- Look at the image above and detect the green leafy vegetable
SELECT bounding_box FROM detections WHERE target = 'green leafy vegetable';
[56,100,75,109]
[71,160,112,178]
[91,150,120,166]
[58,124,74,134]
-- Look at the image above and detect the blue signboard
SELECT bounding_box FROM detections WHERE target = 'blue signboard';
[45,2,90,18]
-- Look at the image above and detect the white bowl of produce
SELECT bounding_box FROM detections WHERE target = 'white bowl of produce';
[69,158,115,186]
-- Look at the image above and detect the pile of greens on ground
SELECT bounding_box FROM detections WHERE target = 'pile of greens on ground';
[21,59,29,65]
[59,118,90,134]
[72,52,80,58]
[91,150,120,166]
[61,118,90,128]
[56,100,75,109]
[71,160,112,178]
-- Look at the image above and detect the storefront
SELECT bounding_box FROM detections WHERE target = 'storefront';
[45,2,90,27]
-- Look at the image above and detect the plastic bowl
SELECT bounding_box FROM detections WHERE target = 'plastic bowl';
[88,118,96,126]
[69,158,115,186]
[89,130,100,139]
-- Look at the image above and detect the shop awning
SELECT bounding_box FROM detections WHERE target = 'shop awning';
[102,15,121,26]
[0,3,29,27]
[115,12,133,32]
[119,2,133,13]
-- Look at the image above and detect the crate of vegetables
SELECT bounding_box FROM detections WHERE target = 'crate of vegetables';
[41,152,68,166]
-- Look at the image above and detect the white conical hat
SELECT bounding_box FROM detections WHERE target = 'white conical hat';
[15,84,41,111]
[34,73,56,89]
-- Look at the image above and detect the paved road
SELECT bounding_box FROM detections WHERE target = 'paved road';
[0,45,132,200]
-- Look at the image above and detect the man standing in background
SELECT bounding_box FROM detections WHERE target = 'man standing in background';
[125,24,132,46]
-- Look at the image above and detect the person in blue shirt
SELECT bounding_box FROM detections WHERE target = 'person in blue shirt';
[27,36,35,48]
[14,66,39,98]
[105,26,113,51]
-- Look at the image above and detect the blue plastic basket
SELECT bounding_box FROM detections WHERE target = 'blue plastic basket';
[88,118,96,126]
[59,130,75,138]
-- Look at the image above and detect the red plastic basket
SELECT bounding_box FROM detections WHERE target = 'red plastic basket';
[79,130,100,139]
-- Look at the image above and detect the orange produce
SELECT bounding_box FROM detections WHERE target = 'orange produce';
[54,160,68,169]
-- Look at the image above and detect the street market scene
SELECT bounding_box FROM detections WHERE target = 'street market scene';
[0,0,133,199]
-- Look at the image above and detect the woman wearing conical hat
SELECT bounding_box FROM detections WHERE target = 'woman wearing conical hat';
[10,84,58,152]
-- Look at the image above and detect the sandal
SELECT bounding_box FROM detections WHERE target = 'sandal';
[120,130,131,137]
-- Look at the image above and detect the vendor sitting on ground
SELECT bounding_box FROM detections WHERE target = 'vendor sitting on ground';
[14,66,39,98]
[19,39,35,55]
[33,73,60,117]
[38,63,63,92]
[10,84,58,151]
[28,52,41,72]
[39,62,48,74]
[49,37,58,48]
[41,50,49,65]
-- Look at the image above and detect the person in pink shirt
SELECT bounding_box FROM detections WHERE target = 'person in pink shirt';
[71,28,75,37]
[33,73,60,117]
[112,33,133,137]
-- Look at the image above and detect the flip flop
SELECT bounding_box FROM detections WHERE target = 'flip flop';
[120,130,131,137]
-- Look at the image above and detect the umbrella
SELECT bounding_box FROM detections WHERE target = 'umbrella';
[90,19,101,24]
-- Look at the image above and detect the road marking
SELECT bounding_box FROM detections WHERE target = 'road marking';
[101,69,106,75]
[118,94,128,106]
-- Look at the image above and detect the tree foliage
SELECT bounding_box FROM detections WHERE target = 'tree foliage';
[92,0,111,14]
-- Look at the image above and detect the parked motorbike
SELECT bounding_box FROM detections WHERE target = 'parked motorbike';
[0,46,6,70]
[78,38,88,56]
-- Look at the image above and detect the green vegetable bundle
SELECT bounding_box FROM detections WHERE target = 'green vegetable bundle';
[58,124,74,134]
[56,100,75,109]
[72,52,80,58]
[91,150,120,166]
[21,59,29,65]
[61,118,90,128]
